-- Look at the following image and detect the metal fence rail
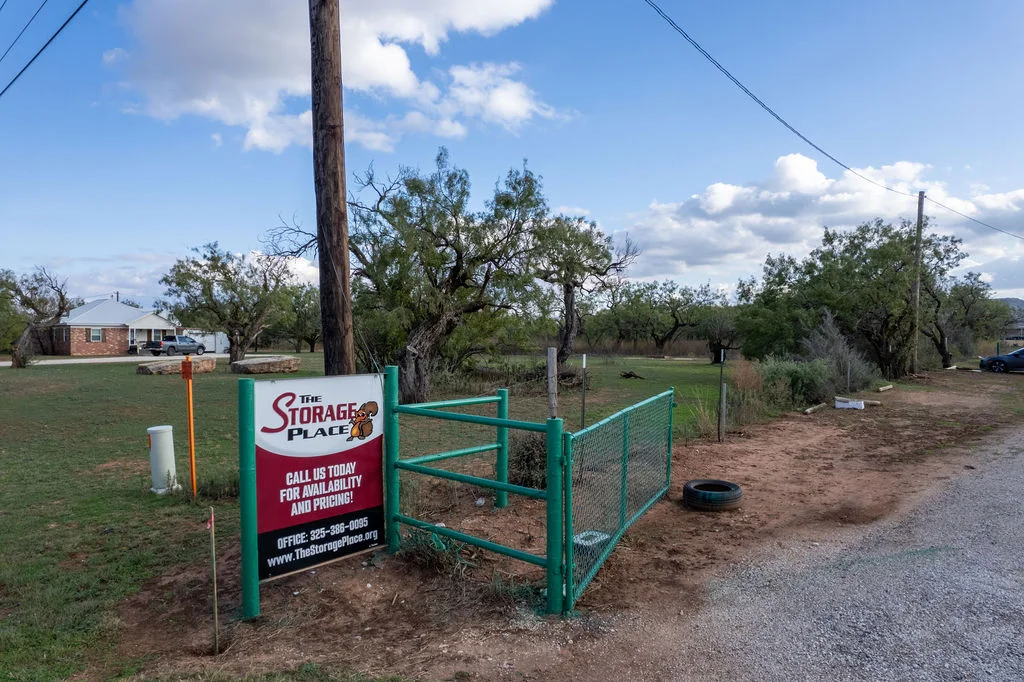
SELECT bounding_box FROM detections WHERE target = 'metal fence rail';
[383,364,672,616]
[565,389,674,609]
[383,366,566,615]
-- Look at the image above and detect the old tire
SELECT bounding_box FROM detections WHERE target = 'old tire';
[165,346,176,356]
[991,360,1007,373]
[150,351,160,357]
[683,479,742,511]
[196,346,205,355]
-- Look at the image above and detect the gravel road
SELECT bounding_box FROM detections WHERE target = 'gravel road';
[671,427,1024,681]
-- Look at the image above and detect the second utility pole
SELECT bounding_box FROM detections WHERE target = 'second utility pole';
[911,190,925,375]
[309,0,356,375]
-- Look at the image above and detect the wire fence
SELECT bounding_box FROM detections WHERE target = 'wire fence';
[566,389,674,608]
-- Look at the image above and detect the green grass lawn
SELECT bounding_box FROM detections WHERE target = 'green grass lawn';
[0,354,721,680]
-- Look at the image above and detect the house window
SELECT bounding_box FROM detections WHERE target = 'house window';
[90,328,103,343]
[129,329,136,345]
[152,329,162,341]
[63,328,68,342]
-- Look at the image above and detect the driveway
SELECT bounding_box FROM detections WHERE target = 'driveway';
[0,353,231,368]
[667,427,1024,681]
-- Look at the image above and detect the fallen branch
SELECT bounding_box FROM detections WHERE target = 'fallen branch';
[804,403,828,415]
[877,385,893,392]
[620,371,645,380]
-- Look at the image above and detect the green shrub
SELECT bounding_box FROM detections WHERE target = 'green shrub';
[800,311,877,394]
[759,357,831,407]
[399,528,476,579]
[508,431,547,490]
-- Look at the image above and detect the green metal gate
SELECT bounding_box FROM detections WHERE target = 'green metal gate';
[563,390,674,609]
[382,365,673,615]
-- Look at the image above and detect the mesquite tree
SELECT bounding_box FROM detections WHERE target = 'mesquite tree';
[534,216,637,364]
[2,268,76,368]
[160,243,293,362]
[348,149,546,403]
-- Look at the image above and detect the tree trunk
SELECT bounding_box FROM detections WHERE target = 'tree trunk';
[556,284,578,365]
[709,341,724,364]
[33,326,56,355]
[10,326,33,369]
[924,327,954,368]
[228,331,247,363]
[307,338,317,353]
[310,0,356,377]
[396,315,457,403]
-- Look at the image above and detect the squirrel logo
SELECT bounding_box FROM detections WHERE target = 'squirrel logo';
[347,401,379,441]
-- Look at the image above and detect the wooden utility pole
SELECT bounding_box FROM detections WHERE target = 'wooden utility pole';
[911,190,925,375]
[309,0,356,375]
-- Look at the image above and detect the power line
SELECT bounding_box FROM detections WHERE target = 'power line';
[0,1,10,16]
[641,0,911,199]
[0,0,89,102]
[641,0,1024,242]
[924,196,1024,241]
[0,0,49,67]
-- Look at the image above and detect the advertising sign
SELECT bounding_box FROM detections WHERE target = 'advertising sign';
[252,374,384,579]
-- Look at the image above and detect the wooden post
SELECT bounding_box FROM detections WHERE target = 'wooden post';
[580,353,587,429]
[912,190,925,375]
[208,507,219,654]
[717,348,726,442]
[309,0,356,376]
[718,382,727,443]
[547,347,558,419]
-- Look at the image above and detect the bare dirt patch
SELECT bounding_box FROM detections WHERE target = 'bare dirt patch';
[93,459,149,475]
[106,371,1021,681]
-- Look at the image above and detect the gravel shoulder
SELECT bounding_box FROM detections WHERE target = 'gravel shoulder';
[660,426,1024,681]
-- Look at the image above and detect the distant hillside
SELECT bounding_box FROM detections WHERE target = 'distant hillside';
[997,297,1024,312]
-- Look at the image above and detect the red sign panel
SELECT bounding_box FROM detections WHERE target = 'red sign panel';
[252,375,384,579]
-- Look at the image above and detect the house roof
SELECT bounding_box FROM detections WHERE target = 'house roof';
[61,299,176,327]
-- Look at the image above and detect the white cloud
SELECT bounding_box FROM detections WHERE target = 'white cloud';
[210,133,222,147]
[769,153,831,194]
[110,0,558,151]
[554,205,591,216]
[284,256,319,286]
[443,63,560,130]
[626,153,1024,297]
[102,47,128,65]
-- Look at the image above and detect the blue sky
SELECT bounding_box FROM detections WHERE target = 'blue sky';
[1,0,1022,305]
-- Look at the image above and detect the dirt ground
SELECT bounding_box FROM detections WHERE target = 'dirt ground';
[108,370,1021,681]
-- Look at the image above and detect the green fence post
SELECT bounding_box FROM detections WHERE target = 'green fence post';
[562,431,575,613]
[665,389,675,490]
[238,378,259,619]
[545,417,564,615]
[384,365,401,553]
[496,388,509,509]
[620,412,630,527]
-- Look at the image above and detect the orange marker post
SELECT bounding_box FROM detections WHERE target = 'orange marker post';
[182,356,197,496]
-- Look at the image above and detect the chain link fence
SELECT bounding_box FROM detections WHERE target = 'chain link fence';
[566,390,674,608]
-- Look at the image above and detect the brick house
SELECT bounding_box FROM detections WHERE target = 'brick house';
[50,300,180,357]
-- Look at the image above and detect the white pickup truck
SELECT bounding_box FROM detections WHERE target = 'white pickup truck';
[143,335,206,356]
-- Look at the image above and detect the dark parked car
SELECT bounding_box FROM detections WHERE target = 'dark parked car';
[979,347,1024,373]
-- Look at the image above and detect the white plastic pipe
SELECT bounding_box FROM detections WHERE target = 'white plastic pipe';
[148,425,180,494]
